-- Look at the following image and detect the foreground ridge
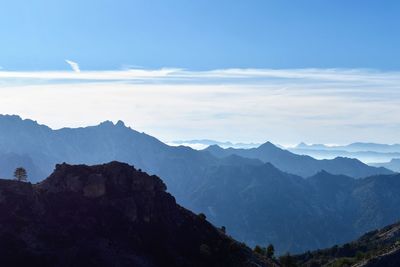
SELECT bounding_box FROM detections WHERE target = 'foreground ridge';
[0,161,275,267]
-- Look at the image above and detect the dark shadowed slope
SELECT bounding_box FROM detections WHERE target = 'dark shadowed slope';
[204,142,393,178]
[0,162,275,267]
[294,221,400,267]
[186,164,400,254]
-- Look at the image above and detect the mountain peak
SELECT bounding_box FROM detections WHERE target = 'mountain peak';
[258,141,278,149]
[297,142,308,148]
[98,120,114,127]
[206,144,224,150]
[116,120,126,127]
[98,120,129,129]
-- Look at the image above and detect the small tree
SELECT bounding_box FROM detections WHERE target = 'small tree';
[254,245,265,255]
[198,213,207,220]
[279,252,297,267]
[221,226,226,234]
[266,244,275,258]
[14,167,28,182]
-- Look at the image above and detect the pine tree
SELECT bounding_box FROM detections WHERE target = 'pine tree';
[266,244,275,258]
[14,167,28,182]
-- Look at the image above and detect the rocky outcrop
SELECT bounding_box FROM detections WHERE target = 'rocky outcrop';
[0,162,274,267]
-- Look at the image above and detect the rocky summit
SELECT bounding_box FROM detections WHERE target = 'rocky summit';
[0,162,274,267]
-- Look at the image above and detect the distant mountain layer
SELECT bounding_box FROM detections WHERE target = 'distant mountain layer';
[169,139,260,149]
[372,159,400,172]
[0,162,273,267]
[187,162,400,253]
[296,142,400,153]
[294,221,400,266]
[204,143,393,178]
[289,147,400,165]
[290,142,400,164]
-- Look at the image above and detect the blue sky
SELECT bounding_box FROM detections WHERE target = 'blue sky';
[1,1,400,145]
[1,0,400,70]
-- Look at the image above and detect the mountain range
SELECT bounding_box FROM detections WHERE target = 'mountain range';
[170,140,400,165]
[0,115,398,254]
[288,142,400,165]
[204,143,392,178]
[169,139,261,149]
[296,142,400,153]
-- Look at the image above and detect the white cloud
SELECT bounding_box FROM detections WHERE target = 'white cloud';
[0,67,399,144]
[65,60,81,73]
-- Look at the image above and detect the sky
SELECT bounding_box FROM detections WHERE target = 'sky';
[0,0,400,145]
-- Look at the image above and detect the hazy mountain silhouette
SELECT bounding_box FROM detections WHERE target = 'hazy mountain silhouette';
[290,142,400,163]
[170,139,260,149]
[372,158,400,172]
[0,115,222,202]
[0,162,274,267]
[296,142,400,153]
[204,143,393,178]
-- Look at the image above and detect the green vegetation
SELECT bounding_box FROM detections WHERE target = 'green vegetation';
[293,221,400,266]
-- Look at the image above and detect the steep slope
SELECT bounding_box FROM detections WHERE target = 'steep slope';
[187,165,400,254]
[294,221,400,267]
[204,142,392,178]
[188,163,325,253]
[0,162,274,267]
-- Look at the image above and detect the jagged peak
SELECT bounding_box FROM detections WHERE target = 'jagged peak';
[116,120,126,127]
[97,119,130,130]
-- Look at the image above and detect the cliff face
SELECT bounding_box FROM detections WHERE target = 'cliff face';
[0,162,272,267]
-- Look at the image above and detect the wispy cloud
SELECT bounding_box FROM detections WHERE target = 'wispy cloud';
[0,67,400,84]
[0,68,399,144]
[65,60,81,73]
